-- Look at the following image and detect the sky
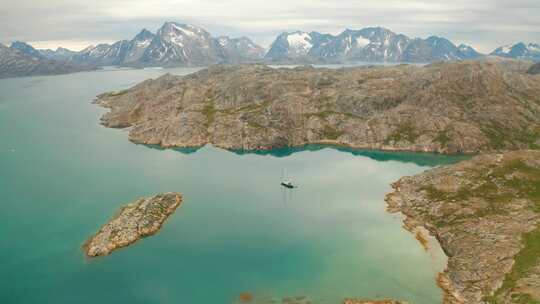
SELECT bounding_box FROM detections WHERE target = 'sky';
[0,0,539,53]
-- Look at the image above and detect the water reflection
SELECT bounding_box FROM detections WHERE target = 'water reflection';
[152,143,470,167]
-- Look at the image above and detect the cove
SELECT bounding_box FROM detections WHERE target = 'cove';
[0,68,466,304]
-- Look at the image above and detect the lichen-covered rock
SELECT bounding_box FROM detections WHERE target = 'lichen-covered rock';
[386,150,540,303]
[95,61,540,154]
[84,192,182,257]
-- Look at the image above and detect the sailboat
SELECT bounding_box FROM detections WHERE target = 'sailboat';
[281,179,295,189]
[281,169,296,189]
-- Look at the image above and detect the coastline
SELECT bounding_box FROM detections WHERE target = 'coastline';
[385,151,540,303]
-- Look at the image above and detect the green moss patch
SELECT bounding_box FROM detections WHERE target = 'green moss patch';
[321,126,344,140]
[385,121,419,144]
[201,103,216,127]
[486,226,540,303]
[433,129,451,146]
[481,121,540,150]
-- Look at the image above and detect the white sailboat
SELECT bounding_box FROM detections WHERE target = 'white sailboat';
[281,169,296,189]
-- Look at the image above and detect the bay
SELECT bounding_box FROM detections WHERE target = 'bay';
[0,67,465,304]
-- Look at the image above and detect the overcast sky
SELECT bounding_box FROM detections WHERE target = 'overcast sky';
[1,0,539,53]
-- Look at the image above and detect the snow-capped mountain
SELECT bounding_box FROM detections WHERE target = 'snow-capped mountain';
[122,29,156,64]
[329,27,410,61]
[491,43,540,62]
[401,36,465,62]
[458,44,482,59]
[10,41,85,63]
[265,31,333,61]
[217,36,265,62]
[138,22,225,66]
[39,47,79,61]
[72,40,131,66]
[6,22,506,71]
[66,22,264,67]
[265,27,483,63]
[0,43,95,78]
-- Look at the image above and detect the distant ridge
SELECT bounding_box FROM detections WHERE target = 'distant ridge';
[0,43,95,79]
[2,21,539,78]
[30,22,265,68]
[490,42,540,62]
[265,28,483,63]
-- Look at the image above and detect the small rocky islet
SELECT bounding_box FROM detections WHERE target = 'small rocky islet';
[84,192,182,257]
[92,60,540,303]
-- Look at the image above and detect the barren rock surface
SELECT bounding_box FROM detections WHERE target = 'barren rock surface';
[386,150,540,303]
[84,192,182,257]
[95,61,540,153]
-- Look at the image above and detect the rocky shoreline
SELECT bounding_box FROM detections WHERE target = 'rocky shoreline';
[95,61,540,155]
[84,192,182,257]
[386,150,540,303]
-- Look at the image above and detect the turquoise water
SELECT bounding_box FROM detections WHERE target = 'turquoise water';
[0,68,465,304]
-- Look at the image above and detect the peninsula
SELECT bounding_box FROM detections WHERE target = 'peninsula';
[95,61,540,154]
[84,192,182,257]
[387,150,540,303]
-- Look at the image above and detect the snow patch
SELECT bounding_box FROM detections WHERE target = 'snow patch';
[527,43,540,53]
[172,24,198,37]
[287,32,312,54]
[218,37,229,47]
[136,39,151,48]
[355,36,371,48]
[501,45,512,54]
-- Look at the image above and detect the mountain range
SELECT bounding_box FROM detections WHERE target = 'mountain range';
[2,21,539,78]
[490,42,540,62]
[22,22,266,68]
[0,43,94,78]
[264,28,483,63]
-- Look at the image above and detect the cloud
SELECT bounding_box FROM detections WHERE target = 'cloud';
[0,0,538,52]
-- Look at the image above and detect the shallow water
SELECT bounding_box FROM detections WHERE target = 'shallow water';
[0,67,466,304]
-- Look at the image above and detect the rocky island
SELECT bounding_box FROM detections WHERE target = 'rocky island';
[95,61,539,154]
[387,150,540,303]
[84,192,182,257]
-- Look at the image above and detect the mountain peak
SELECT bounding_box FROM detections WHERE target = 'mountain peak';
[11,41,34,48]
[157,21,210,46]
[490,42,540,61]
[10,41,44,59]
[136,28,153,37]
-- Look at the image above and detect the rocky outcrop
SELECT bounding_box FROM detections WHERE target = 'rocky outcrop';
[84,192,182,257]
[528,62,540,75]
[95,61,540,154]
[386,150,540,303]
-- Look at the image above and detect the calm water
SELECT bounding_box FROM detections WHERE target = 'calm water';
[0,68,465,304]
